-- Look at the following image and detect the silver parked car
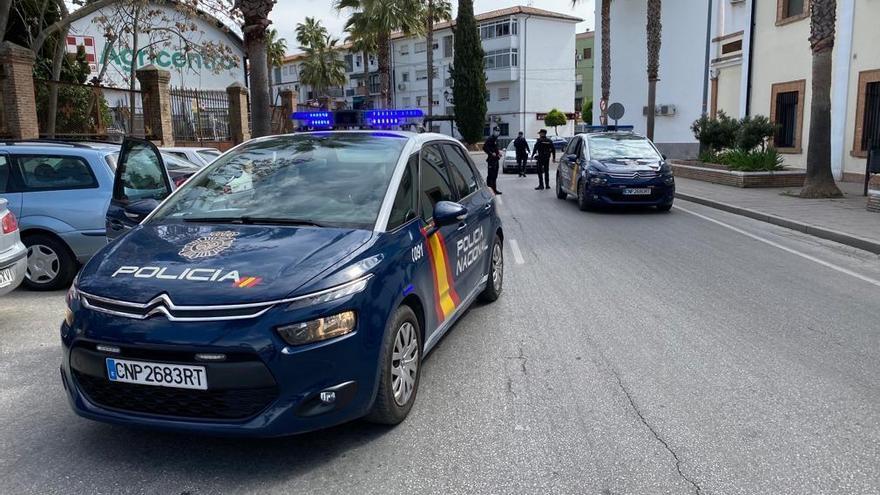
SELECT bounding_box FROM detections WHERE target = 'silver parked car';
[502,138,538,174]
[0,198,27,295]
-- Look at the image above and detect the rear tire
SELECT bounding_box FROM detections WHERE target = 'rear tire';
[479,234,504,302]
[22,234,76,291]
[555,172,567,199]
[367,305,422,425]
[577,180,591,211]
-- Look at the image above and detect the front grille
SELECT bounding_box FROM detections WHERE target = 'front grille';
[74,372,278,420]
[80,292,279,322]
[606,170,659,179]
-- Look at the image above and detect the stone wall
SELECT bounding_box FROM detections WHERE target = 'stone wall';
[671,162,807,188]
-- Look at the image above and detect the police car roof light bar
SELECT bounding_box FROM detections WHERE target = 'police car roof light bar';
[584,125,635,133]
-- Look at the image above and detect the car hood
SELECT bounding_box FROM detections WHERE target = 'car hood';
[78,223,374,305]
[592,158,662,173]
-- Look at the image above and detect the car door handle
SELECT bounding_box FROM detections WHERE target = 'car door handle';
[484,203,492,211]
[457,222,468,231]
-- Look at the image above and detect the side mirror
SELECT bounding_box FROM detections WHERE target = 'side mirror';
[433,201,468,227]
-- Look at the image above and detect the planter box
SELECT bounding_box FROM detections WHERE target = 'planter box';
[671,161,806,188]
[868,174,880,213]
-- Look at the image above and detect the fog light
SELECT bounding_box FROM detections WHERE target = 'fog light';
[195,353,226,362]
[276,311,357,346]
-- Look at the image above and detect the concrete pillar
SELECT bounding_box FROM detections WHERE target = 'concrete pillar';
[279,89,298,134]
[135,65,174,146]
[227,82,251,144]
[0,42,39,139]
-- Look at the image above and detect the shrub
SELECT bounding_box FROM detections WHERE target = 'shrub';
[712,148,784,171]
[737,115,778,152]
[581,100,593,124]
[691,111,739,152]
[544,108,567,135]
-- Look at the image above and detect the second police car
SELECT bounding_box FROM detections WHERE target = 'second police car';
[555,129,675,211]
[61,131,503,436]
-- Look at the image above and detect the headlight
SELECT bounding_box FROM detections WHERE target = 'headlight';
[589,172,608,185]
[276,311,357,346]
[64,281,79,326]
[285,275,371,311]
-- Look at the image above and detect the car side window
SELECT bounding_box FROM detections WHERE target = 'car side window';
[14,155,98,191]
[0,155,9,193]
[442,143,479,198]
[419,144,455,221]
[387,154,418,230]
[117,143,169,202]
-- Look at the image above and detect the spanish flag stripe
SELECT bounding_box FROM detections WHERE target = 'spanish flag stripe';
[238,277,255,288]
[434,232,461,306]
[422,228,446,322]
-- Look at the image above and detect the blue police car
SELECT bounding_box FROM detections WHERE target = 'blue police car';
[555,130,675,211]
[61,132,504,436]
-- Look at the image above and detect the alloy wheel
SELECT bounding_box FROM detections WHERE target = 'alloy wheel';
[26,244,60,284]
[391,322,419,406]
[492,242,503,292]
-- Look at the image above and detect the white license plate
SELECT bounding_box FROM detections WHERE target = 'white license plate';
[106,358,207,390]
[0,267,14,288]
[623,188,652,196]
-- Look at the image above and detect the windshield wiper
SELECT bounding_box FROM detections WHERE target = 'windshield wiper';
[182,216,326,227]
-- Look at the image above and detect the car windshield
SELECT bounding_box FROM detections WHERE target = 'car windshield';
[588,134,662,161]
[507,139,536,151]
[148,133,407,230]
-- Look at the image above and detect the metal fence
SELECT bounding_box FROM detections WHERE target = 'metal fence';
[170,87,230,143]
[32,79,144,141]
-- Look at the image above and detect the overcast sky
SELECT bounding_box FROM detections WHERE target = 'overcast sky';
[271,0,596,55]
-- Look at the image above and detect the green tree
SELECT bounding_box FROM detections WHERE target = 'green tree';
[451,0,486,144]
[800,0,842,198]
[645,0,661,140]
[295,16,328,48]
[267,28,287,86]
[581,100,593,124]
[423,0,451,117]
[298,30,347,110]
[544,108,567,136]
[336,0,424,108]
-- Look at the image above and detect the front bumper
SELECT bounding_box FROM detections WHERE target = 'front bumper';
[60,292,386,437]
[502,157,537,172]
[586,178,675,207]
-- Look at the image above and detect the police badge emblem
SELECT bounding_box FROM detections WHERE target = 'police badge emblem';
[179,231,240,260]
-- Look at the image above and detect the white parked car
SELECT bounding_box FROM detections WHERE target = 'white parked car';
[0,198,27,296]
[160,146,222,167]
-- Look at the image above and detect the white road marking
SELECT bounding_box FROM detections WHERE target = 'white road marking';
[508,239,525,265]
[674,205,880,288]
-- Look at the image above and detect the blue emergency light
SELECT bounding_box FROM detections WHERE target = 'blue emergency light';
[584,125,635,132]
[363,109,424,128]
[292,111,334,128]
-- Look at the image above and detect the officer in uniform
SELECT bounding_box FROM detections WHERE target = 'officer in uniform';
[531,129,556,190]
[483,132,502,195]
[512,131,531,177]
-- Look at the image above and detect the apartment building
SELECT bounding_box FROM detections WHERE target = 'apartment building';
[575,31,595,115]
[276,6,581,139]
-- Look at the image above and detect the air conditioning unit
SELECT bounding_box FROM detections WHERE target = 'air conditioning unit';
[398,83,407,90]
[642,104,677,116]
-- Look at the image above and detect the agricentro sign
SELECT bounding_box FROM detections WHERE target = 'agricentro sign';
[102,46,237,72]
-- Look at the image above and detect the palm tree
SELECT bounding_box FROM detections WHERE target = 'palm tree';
[299,35,348,110]
[574,0,611,124]
[800,0,842,198]
[336,0,425,108]
[645,0,661,140]
[296,17,328,49]
[266,29,288,87]
[234,0,276,137]
[424,0,452,117]
[345,15,378,108]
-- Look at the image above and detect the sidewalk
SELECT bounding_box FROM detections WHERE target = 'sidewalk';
[675,177,880,254]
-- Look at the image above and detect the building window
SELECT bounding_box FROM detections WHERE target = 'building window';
[770,80,806,153]
[368,74,380,94]
[400,44,410,56]
[479,18,516,40]
[356,55,361,68]
[484,49,518,70]
[344,54,353,72]
[402,72,410,82]
[575,73,583,94]
[416,69,428,81]
[777,0,809,26]
[402,96,412,107]
[583,47,592,60]
[415,41,427,53]
[485,91,490,102]
[721,39,743,55]
[575,97,583,112]
[498,123,509,136]
[853,69,880,157]
[498,87,510,101]
[443,35,453,58]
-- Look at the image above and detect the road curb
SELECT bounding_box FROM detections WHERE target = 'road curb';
[675,192,880,255]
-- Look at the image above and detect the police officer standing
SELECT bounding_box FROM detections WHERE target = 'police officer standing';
[512,131,530,177]
[483,132,502,195]
[531,129,556,190]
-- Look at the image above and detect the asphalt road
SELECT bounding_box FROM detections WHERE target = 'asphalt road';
[1,163,879,494]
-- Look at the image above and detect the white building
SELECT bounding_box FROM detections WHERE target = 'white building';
[277,6,581,139]
[593,1,712,158]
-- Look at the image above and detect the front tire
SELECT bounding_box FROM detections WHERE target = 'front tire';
[657,202,673,212]
[22,234,76,291]
[577,180,591,211]
[367,305,422,425]
[479,234,504,302]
